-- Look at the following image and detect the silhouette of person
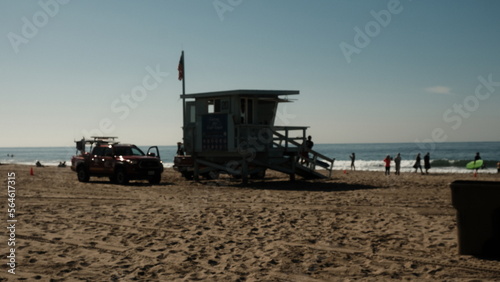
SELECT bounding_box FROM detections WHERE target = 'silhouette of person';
[176,142,185,156]
[350,153,356,171]
[424,152,431,174]
[394,153,401,175]
[474,152,482,172]
[36,161,44,167]
[306,135,314,151]
[301,135,314,165]
[413,153,423,174]
[475,152,481,162]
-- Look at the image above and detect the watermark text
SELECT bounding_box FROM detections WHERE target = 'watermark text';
[6,172,17,275]
[7,0,70,54]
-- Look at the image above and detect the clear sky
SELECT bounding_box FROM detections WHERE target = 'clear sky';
[2,0,500,147]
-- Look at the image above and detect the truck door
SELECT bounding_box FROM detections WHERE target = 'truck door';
[146,146,160,158]
[102,147,114,174]
[90,146,113,174]
[90,147,104,174]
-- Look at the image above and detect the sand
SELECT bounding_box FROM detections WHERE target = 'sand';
[1,164,500,281]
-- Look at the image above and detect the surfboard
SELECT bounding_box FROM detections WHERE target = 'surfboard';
[466,160,483,169]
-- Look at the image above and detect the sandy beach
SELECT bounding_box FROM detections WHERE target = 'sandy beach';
[1,164,500,281]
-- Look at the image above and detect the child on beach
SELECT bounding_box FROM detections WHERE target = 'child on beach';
[383,155,391,175]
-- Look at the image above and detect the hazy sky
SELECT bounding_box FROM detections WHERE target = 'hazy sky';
[2,0,500,147]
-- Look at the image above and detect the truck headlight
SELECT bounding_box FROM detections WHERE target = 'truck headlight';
[126,160,138,165]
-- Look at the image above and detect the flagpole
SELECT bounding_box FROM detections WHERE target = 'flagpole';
[181,50,185,125]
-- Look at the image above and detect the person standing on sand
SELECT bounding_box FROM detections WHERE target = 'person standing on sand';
[424,152,431,174]
[301,135,314,165]
[413,153,424,174]
[383,155,391,175]
[350,153,356,171]
[394,153,401,175]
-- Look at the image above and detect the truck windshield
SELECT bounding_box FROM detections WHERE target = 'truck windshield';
[114,146,145,156]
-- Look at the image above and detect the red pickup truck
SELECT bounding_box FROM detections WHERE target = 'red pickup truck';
[71,137,163,185]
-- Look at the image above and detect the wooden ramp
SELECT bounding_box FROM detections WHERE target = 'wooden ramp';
[270,154,334,180]
[294,162,329,179]
[262,128,335,180]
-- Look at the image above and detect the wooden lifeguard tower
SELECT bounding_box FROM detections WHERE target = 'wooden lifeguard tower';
[174,89,335,183]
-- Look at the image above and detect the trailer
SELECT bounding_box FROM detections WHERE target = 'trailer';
[173,89,334,184]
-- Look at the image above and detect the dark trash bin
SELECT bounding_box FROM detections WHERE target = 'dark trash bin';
[450,180,500,258]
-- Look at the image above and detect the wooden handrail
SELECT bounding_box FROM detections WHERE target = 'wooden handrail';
[271,129,335,170]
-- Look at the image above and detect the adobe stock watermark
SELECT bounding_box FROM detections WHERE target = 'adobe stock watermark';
[275,105,296,126]
[339,0,404,64]
[213,0,243,21]
[7,0,70,54]
[81,65,169,137]
[415,74,500,152]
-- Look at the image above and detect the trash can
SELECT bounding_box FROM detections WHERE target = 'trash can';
[450,180,500,258]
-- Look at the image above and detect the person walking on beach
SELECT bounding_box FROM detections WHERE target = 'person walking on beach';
[394,153,401,175]
[424,152,431,174]
[383,155,392,175]
[350,153,356,171]
[413,153,424,174]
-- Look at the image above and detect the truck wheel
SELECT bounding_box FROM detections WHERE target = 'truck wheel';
[148,175,161,185]
[203,170,219,180]
[250,169,266,179]
[77,166,90,182]
[181,171,193,180]
[115,169,129,185]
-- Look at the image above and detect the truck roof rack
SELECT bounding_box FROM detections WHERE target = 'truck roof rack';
[90,136,119,144]
[74,136,119,154]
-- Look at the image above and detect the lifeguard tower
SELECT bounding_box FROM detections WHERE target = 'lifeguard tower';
[174,89,335,183]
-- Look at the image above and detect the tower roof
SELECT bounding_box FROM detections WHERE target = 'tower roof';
[180,89,299,100]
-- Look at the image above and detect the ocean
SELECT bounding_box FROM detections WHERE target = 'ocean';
[0,142,498,174]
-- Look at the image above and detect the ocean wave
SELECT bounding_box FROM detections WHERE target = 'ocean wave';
[431,159,498,168]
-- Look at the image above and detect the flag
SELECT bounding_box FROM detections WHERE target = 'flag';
[178,52,184,81]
